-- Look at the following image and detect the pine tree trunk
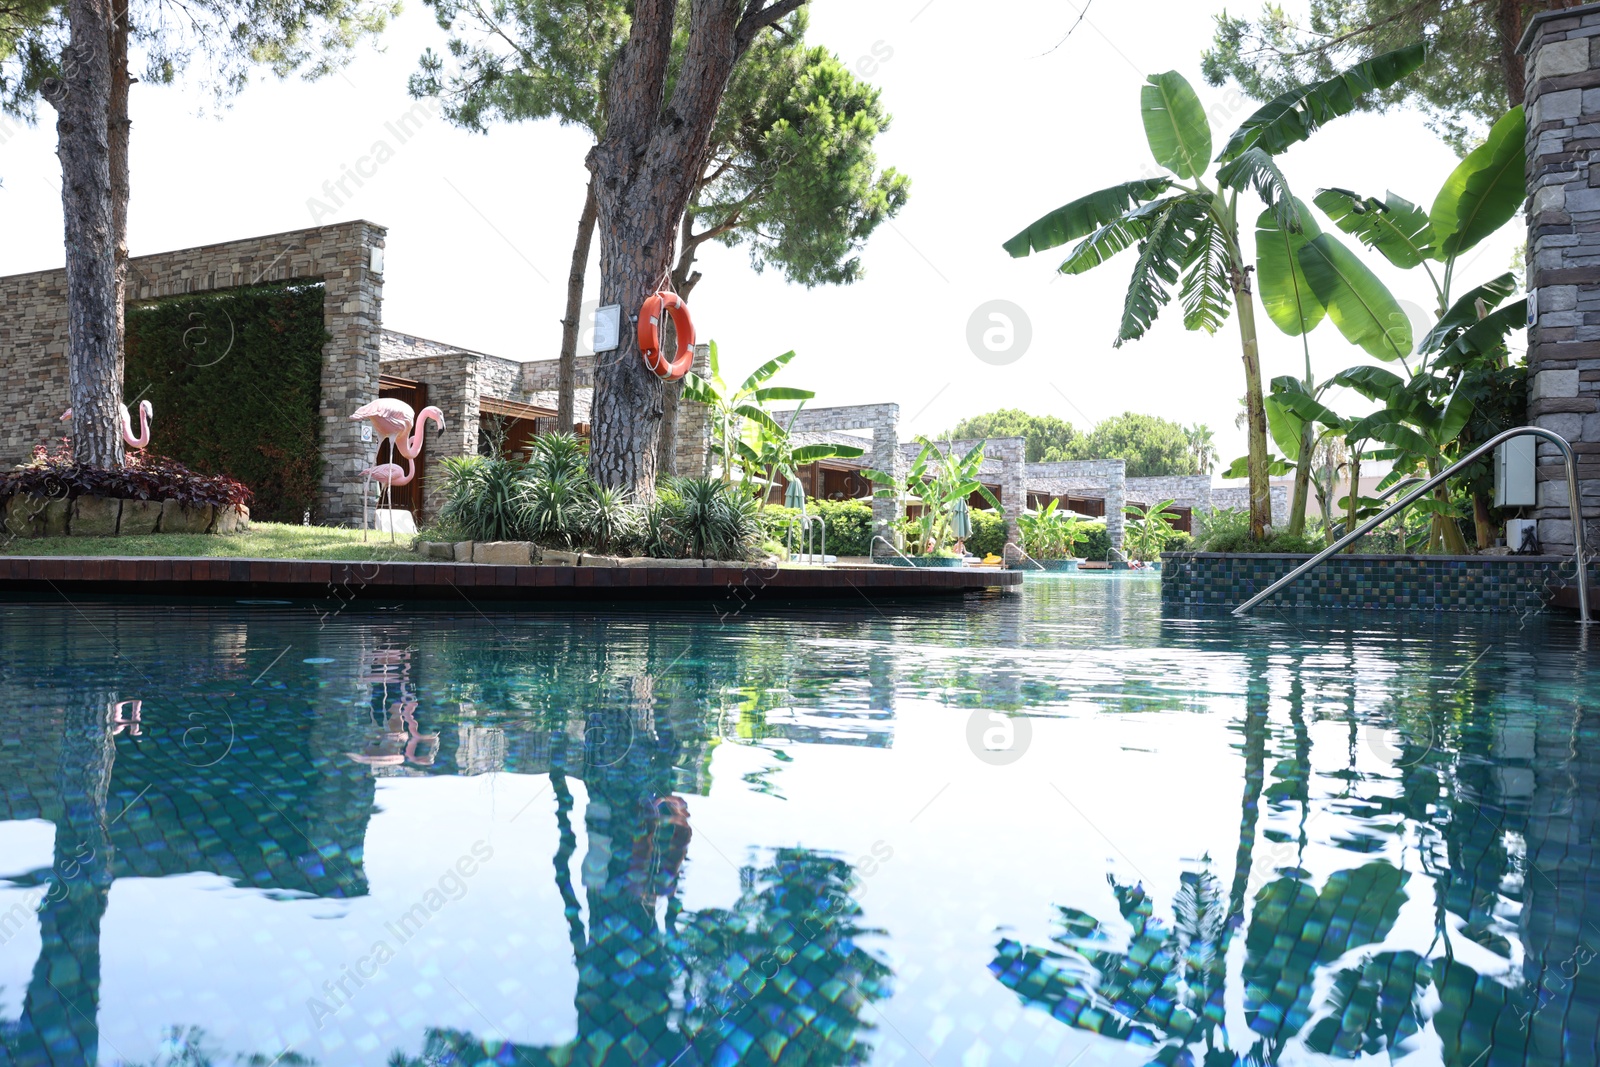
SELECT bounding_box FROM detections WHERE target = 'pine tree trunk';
[558,176,598,434]
[109,0,130,394]
[43,0,121,471]
[586,0,804,495]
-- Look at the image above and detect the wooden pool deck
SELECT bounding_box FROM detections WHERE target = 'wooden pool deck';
[0,555,1023,603]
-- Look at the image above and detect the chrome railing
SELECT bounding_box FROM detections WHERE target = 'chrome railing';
[1234,427,1590,623]
[1003,542,1046,570]
[870,535,915,566]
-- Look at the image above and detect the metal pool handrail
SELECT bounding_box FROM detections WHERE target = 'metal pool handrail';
[871,535,915,566]
[1233,426,1590,624]
[1004,542,1046,570]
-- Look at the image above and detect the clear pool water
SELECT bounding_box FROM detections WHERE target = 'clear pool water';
[0,576,1596,1066]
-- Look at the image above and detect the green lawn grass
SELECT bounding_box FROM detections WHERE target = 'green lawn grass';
[0,522,420,561]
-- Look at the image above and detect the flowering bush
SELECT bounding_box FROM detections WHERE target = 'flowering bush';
[4,438,252,509]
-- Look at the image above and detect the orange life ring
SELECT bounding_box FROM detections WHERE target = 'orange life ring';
[638,291,695,381]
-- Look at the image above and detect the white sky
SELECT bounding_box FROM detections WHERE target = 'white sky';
[0,0,1521,478]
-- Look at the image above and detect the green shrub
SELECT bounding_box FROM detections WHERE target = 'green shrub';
[967,509,1007,558]
[125,282,330,522]
[1080,522,1111,561]
[437,456,530,542]
[758,499,875,556]
[1192,507,1326,553]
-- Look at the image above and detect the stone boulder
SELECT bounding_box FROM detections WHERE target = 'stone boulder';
[453,541,475,562]
[71,496,122,537]
[119,499,163,535]
[472,541,534,565]
[212,505,247,535]
[417,541,455,560]
[4,494,69,537]
[541,549,580,567]
[161,499,215,534]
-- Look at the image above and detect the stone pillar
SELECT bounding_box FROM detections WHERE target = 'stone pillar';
[317,222,386,526]
[1523,3,1600,556]
[1106,463,1126,556]
[869,405,902,555]
[673,344,712,478]
[993,437,1026,548]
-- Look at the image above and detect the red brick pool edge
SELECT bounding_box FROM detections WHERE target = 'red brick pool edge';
[0,555,1023,602]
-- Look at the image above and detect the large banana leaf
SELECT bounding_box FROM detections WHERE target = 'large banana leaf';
[1141,71,1212,180]
[1438,383,1475,446]
[1224,453,1293,478]
[1313,188,1433,269]
[733,403,785,437]
[1265,393,1307,461]
[1343,410,1434,457]
[1430,105,1526,259]
[1433,298,1527,368]
[1003,178,1174,257]
[1217,42,1427,162]
[1297,232,1412,361]
[1180,216,1232,333]
[1058,202,1165,275]
[749,386,814,403]
[1270,376,1344,428]
[791,443,865,463]
[1257,199,1325,337]
[1416,272,1517,354]
[738,350,798,393]
[1328,365,1406,401]
[680,371,718,404]
[1216,147,1302,231]
[1117,197,1208,345]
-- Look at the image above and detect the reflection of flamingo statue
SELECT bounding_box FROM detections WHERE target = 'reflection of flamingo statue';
[360,450,415,542]
[109,699,143,737]
[59,400,154,452]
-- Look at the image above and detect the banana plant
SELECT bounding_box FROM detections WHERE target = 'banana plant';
[1003,44,1426,541]
[744,403,865,511]
[1018,498,1091,560]
[864,438,1000,556]
[1123,498,1183,562]
[1312,106,1529,549]
[681,341,814,488]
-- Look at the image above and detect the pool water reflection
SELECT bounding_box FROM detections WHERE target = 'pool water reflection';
[0,577,1595,1065]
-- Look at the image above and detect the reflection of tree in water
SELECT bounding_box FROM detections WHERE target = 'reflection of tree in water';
[393,684,892,1067]
[990,636,1600,1066]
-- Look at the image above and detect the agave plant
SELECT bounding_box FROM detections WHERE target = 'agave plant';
[1002,45,1425,541]
[649,477,762,561]
[437,455,530,542]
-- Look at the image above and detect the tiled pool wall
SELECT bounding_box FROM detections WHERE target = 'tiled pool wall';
[1161,552,1594,613]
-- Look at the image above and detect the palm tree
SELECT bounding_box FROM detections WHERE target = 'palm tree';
[1186,423,1218,475]
[680,341,812,486]
[1002,46,1424,539]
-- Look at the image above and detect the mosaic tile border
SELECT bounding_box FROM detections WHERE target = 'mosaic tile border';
[1160,552,1594,614]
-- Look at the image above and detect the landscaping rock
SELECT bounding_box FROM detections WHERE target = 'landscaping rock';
[71,496,122,537]
[542,549,580,567]
[418,541,455,560]
[119,499,162,535]
[617,557,704,568]
[161,499,214,534]
[453,541,474,562]
[579,553,617,568]
[4,494,69,537]
[237,504,252,530]
[213,505,245,535]
[472,541,533,565]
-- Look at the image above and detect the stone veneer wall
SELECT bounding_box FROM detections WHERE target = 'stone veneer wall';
[922,437,1026,548]
[785,404,901,552]
[1523,3,1600,556]
[1024,459,1127,551]
[672,345,713,478]
[1162,552,1589,615]
[1208,485,1290,529]
[1125,475,1214,511]
[0,221,386,524]
[522,353,595,392]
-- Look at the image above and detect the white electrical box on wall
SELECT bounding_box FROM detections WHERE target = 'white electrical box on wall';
[1495,435,1537,508]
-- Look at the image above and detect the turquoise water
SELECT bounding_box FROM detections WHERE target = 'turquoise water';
[0,576,1595,1066]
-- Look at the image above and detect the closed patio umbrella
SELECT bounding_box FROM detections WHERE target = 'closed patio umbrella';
[951,498,972,541]
[784,476,807,512]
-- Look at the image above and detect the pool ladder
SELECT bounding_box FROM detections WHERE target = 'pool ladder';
[1234,427,1591,623]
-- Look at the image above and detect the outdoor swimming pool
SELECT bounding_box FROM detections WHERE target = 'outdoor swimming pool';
[0,575,1595,1066]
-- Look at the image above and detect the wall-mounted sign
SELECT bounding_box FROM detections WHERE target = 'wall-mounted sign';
[593,304,622,353]
[360,423,373,443]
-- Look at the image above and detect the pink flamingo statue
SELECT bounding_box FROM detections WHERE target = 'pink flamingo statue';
[396,406,445,459]
[349,398,415,463]
[59,400,154,451]
[360,449,416,541]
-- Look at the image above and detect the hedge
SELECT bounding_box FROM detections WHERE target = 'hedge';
[968,509,1006,558]
[126,282,330,522]
[758,498,874,557]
